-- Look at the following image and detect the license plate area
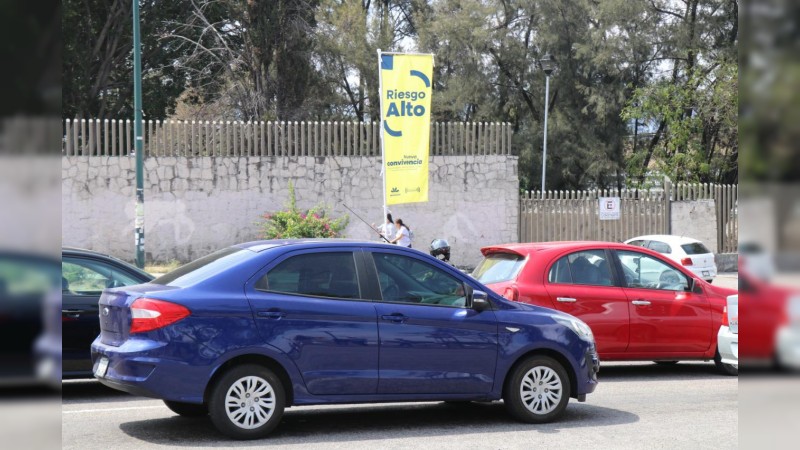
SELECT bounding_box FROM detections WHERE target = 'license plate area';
[95,357,109,378]
[702,271,710,277]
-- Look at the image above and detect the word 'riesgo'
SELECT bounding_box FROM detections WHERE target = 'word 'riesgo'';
[386,90,426,101]
[385,89,428,117]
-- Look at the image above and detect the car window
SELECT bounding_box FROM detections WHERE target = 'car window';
[648,241,672,254]
[62,257,142,295]
[0,257,59,297]
[257,252,360,299]
[548,250,614,286]
[472,253,525,284]
[372,253,466,307]
[617,250,689,291]
[627,240,647,247]
[681,242,711,255]
[153,247,254,287]
[548,257,572,283]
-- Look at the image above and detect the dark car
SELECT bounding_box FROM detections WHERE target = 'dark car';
[62,247,153,377]
[92,240,599,439]
[0,252,60,384]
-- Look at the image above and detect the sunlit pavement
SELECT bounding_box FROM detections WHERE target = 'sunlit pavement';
[62,359,737,449]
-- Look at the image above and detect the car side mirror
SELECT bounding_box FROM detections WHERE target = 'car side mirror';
[469,289,491,311]
[686,278,703,294]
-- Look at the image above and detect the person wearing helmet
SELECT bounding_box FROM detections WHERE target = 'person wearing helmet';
[430,239,451,262]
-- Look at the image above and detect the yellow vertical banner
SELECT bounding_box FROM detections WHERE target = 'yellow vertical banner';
[379,52,434,205]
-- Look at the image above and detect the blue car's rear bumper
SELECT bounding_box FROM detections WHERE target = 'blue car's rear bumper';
[91,337,209,404]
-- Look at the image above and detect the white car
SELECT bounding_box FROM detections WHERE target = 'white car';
[717,295,738,374]
[624,234,718,282]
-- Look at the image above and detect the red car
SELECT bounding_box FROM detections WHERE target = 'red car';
[473,241,738,374]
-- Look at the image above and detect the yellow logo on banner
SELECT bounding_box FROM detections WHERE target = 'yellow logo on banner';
[380,53,433,205]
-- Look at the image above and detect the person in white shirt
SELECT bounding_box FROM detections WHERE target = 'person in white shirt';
[390,218,412,248]
[372,213,396,243]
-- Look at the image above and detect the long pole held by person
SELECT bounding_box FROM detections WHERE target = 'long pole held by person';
[132,0,145,268]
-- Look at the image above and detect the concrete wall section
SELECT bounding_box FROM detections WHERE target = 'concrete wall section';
[670,199,718,252]
[62,155,519,267]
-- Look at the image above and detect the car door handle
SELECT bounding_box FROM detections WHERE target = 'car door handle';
[631,300,651,306]
[556,297,577,303]
[257,310,286,319]
[381,314,408,323]
[62,309,87,318]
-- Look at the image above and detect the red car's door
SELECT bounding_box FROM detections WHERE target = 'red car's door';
[615,249,712,353]
[543,249,630,354]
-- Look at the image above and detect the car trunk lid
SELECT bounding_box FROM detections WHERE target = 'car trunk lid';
[680,242,715,268]
[98,284,177,346]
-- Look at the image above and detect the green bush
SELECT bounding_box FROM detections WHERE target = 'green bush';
[258,183,349,239]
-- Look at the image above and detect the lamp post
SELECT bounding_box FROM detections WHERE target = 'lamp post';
[540,54,556,195]
[132,0,145,268]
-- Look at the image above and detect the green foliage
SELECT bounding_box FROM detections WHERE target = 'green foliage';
[258,183,349,239]
[623,61,738,183]
[63,0,738,187]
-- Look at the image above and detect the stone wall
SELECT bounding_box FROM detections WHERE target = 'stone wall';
[670,199,718,252]
[62,155,519,267]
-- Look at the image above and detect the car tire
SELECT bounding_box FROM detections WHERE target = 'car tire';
[654,361,679,366]
[163,400,208,417]
[504,356,571,423]
[714,349,738,376]
[208,364,285,440]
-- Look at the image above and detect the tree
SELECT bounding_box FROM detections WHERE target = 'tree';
[621,0,738,185]
[63,0,205,119]
[166,0,323,121]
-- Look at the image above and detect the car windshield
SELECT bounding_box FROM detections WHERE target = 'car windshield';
[152,247,254,287]
[472,253,525,284]
[681,242,711,255]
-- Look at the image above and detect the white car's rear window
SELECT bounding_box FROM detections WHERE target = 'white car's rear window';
[681,242,711,255]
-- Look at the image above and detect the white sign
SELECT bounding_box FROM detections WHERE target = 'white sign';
[599,197,621,220]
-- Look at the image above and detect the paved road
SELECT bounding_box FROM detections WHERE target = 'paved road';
[63,361,736,449]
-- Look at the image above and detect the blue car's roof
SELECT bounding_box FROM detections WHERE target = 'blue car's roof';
[236,239,404,253]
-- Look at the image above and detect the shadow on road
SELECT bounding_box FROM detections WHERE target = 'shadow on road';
[598,362,737,382]
[62,379,140,404]
[118,401,638,446]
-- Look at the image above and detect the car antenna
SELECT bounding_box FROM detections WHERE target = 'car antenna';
[342,204,392,244]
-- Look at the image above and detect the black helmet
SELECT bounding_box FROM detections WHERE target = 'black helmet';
[430,239,450,262]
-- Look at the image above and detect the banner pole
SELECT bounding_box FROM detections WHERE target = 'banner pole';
[377,49,388,226]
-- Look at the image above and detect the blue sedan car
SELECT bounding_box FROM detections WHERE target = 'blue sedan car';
[92,240,599,439]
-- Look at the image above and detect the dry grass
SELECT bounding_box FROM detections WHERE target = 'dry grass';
[144,260,182,276]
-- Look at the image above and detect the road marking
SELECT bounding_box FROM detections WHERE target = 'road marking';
[63,405,164,414]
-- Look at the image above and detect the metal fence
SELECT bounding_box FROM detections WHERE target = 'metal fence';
[519,182,738,253]
[519,188,669,245]
[62,119,513,157]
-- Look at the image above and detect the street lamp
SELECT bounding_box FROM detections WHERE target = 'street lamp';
[539,53,556,195]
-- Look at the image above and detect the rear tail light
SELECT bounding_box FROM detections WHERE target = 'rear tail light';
[681,257,693,266]
[503,286,519,301]
[721,306,728,327]
[130,298,190,334]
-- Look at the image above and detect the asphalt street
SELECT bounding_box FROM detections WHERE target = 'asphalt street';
[62,274,739,449]
[63,362,737,449]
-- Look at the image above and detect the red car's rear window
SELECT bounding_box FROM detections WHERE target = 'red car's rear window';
[472,253,526,284]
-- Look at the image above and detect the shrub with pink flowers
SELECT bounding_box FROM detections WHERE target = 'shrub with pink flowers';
[258,183,348,239]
